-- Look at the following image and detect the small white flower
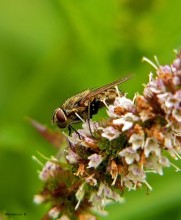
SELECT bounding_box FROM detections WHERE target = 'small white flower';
[156,78,166,92]
[107,97,135,118]
[107,105,118,118]
[89,192,108,216]
[172,109,181,122]
[97,182,124,203]
[172,58,181,70]
[97,182,110,197]
[58,215,70,220]
[171,122,181,136]
[33,195,45,204]
[159,65,172,74]
[49,207,60,219]
[128,164,146,181]
[85,174,97,186]
[39,161,59,181]
[164,133,173,149]
[173,136,181,151]
[157,92,169,102]
[165,93,175,108]
[113,113,139,131]
[139,110,155,122]
[114,96,134,111]
[159,156,170,167]
[157,92,173,113]
[122,164,146,190]
[167,136,181,160]
[120,174,134,191]
[145,155,170,175]
[174,90,181,102]
[157,91,181,117]
[173,76,180,85]
[87,153,103,168]
[66,149,81,164]
[129,133,145,151]
[145,80,162,95]
[123,179,133,191]
[81,136,96,148]
[79,120,98,137]
[67,132,80,144]
[101,126,120,141]
[144,137,161,158]
[119,147,140,164]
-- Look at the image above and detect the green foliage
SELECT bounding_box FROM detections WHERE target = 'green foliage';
[0,0,181,219]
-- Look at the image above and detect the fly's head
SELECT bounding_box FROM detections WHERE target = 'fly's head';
[52,108,68,128]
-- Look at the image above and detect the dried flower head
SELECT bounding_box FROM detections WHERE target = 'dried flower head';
[34,51,181,219]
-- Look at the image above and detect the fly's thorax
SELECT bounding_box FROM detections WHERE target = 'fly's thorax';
[62,90,91,114]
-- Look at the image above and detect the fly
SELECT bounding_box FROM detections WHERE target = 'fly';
[52,74,133,134]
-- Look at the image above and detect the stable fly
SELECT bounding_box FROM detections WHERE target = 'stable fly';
[52,74,133,134]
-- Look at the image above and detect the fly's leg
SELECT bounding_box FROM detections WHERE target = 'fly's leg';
[87,101,94,138]
[68,125,72,136]
[68,124,82,139]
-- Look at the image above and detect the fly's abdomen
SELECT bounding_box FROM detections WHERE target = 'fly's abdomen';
[90,100,100,117]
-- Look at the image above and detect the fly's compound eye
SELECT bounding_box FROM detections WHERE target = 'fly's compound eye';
[52,108,67,128]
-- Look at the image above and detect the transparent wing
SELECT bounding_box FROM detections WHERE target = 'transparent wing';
[79,74,133,104]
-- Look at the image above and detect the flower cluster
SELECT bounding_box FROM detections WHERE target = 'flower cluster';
[34,52,181,220]
[34,157,96,220]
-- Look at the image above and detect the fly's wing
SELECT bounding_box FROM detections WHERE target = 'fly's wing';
[79,74,133,105]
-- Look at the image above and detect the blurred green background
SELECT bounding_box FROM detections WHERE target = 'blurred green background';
[1,0,181,219]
